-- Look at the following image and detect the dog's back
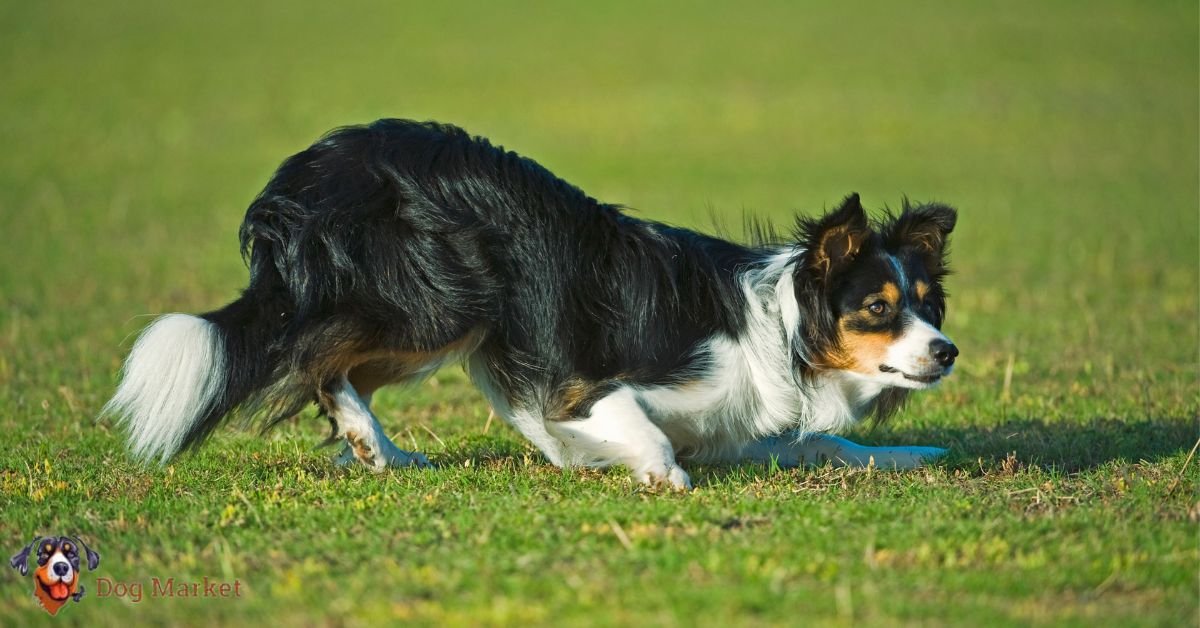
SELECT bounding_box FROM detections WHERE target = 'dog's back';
[104,119,747,461]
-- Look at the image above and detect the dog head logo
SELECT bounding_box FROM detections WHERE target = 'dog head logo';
[9,535,100,616]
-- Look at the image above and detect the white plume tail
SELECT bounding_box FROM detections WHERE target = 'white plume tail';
[102,314,226,463]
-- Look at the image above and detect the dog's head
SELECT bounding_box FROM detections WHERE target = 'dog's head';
[790,193,958,393]
[10,535,100,616]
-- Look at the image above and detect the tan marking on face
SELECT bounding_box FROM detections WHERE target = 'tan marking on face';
[914,280,929,302]
[823,317,900,374]
[860,283,902,312]
[880,282,901,306]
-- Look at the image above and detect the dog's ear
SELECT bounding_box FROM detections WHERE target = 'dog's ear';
[796,193,871,282]
[69,537,100,571]
[883,201,956,273]
[9,536,41,576]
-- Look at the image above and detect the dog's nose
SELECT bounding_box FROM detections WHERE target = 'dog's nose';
[931,339,958,366]
[52,562,69,576]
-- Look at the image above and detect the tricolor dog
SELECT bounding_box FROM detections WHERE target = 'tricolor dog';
[104,119,958,489]
[10,536,100,615]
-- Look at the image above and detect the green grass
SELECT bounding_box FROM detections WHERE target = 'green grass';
[1,1,1197,625]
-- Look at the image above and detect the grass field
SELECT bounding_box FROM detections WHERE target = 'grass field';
[1,1,1197,625]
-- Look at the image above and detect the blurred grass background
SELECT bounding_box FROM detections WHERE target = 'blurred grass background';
[0,1,1196,626]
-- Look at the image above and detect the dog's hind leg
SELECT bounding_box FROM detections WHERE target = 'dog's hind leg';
[546,387,691,490]
[321,376,431,471]
[735,432,946,469]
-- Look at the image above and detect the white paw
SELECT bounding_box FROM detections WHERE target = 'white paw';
[334,444,358,467]
[637,464,693,491]
[334,442,431,470]
[334,443,389,472]
[666,465,693,490]
[383,448,432,469]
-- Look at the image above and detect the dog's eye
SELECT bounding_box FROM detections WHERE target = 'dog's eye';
[867,300,888,315]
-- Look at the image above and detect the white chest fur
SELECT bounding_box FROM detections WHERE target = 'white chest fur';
[633,250,886,460]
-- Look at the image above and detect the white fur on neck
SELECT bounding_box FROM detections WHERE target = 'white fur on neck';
[635,248,884,462]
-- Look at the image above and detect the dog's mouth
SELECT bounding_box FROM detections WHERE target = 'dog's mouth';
[37,575,71,601]
[879,364,944,384]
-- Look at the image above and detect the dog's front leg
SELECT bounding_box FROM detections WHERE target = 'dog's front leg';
[738,432,947,469]
[546,387,692,490]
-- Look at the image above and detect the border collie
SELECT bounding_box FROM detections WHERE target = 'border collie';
[103,119,958,489]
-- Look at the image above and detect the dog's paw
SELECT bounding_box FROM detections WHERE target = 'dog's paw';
[916,446,949,462]
[637,464,692,491]
[336,444,432,471]
[897,446,949,469]
[334,444,358,467]
[334,429,433,471]
[383,449,432,469]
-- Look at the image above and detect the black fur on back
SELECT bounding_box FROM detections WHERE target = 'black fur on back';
[189,119,766,440]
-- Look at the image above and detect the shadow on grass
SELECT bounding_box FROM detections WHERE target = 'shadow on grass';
[431,417,1196,481]
[866,416,1197,472]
